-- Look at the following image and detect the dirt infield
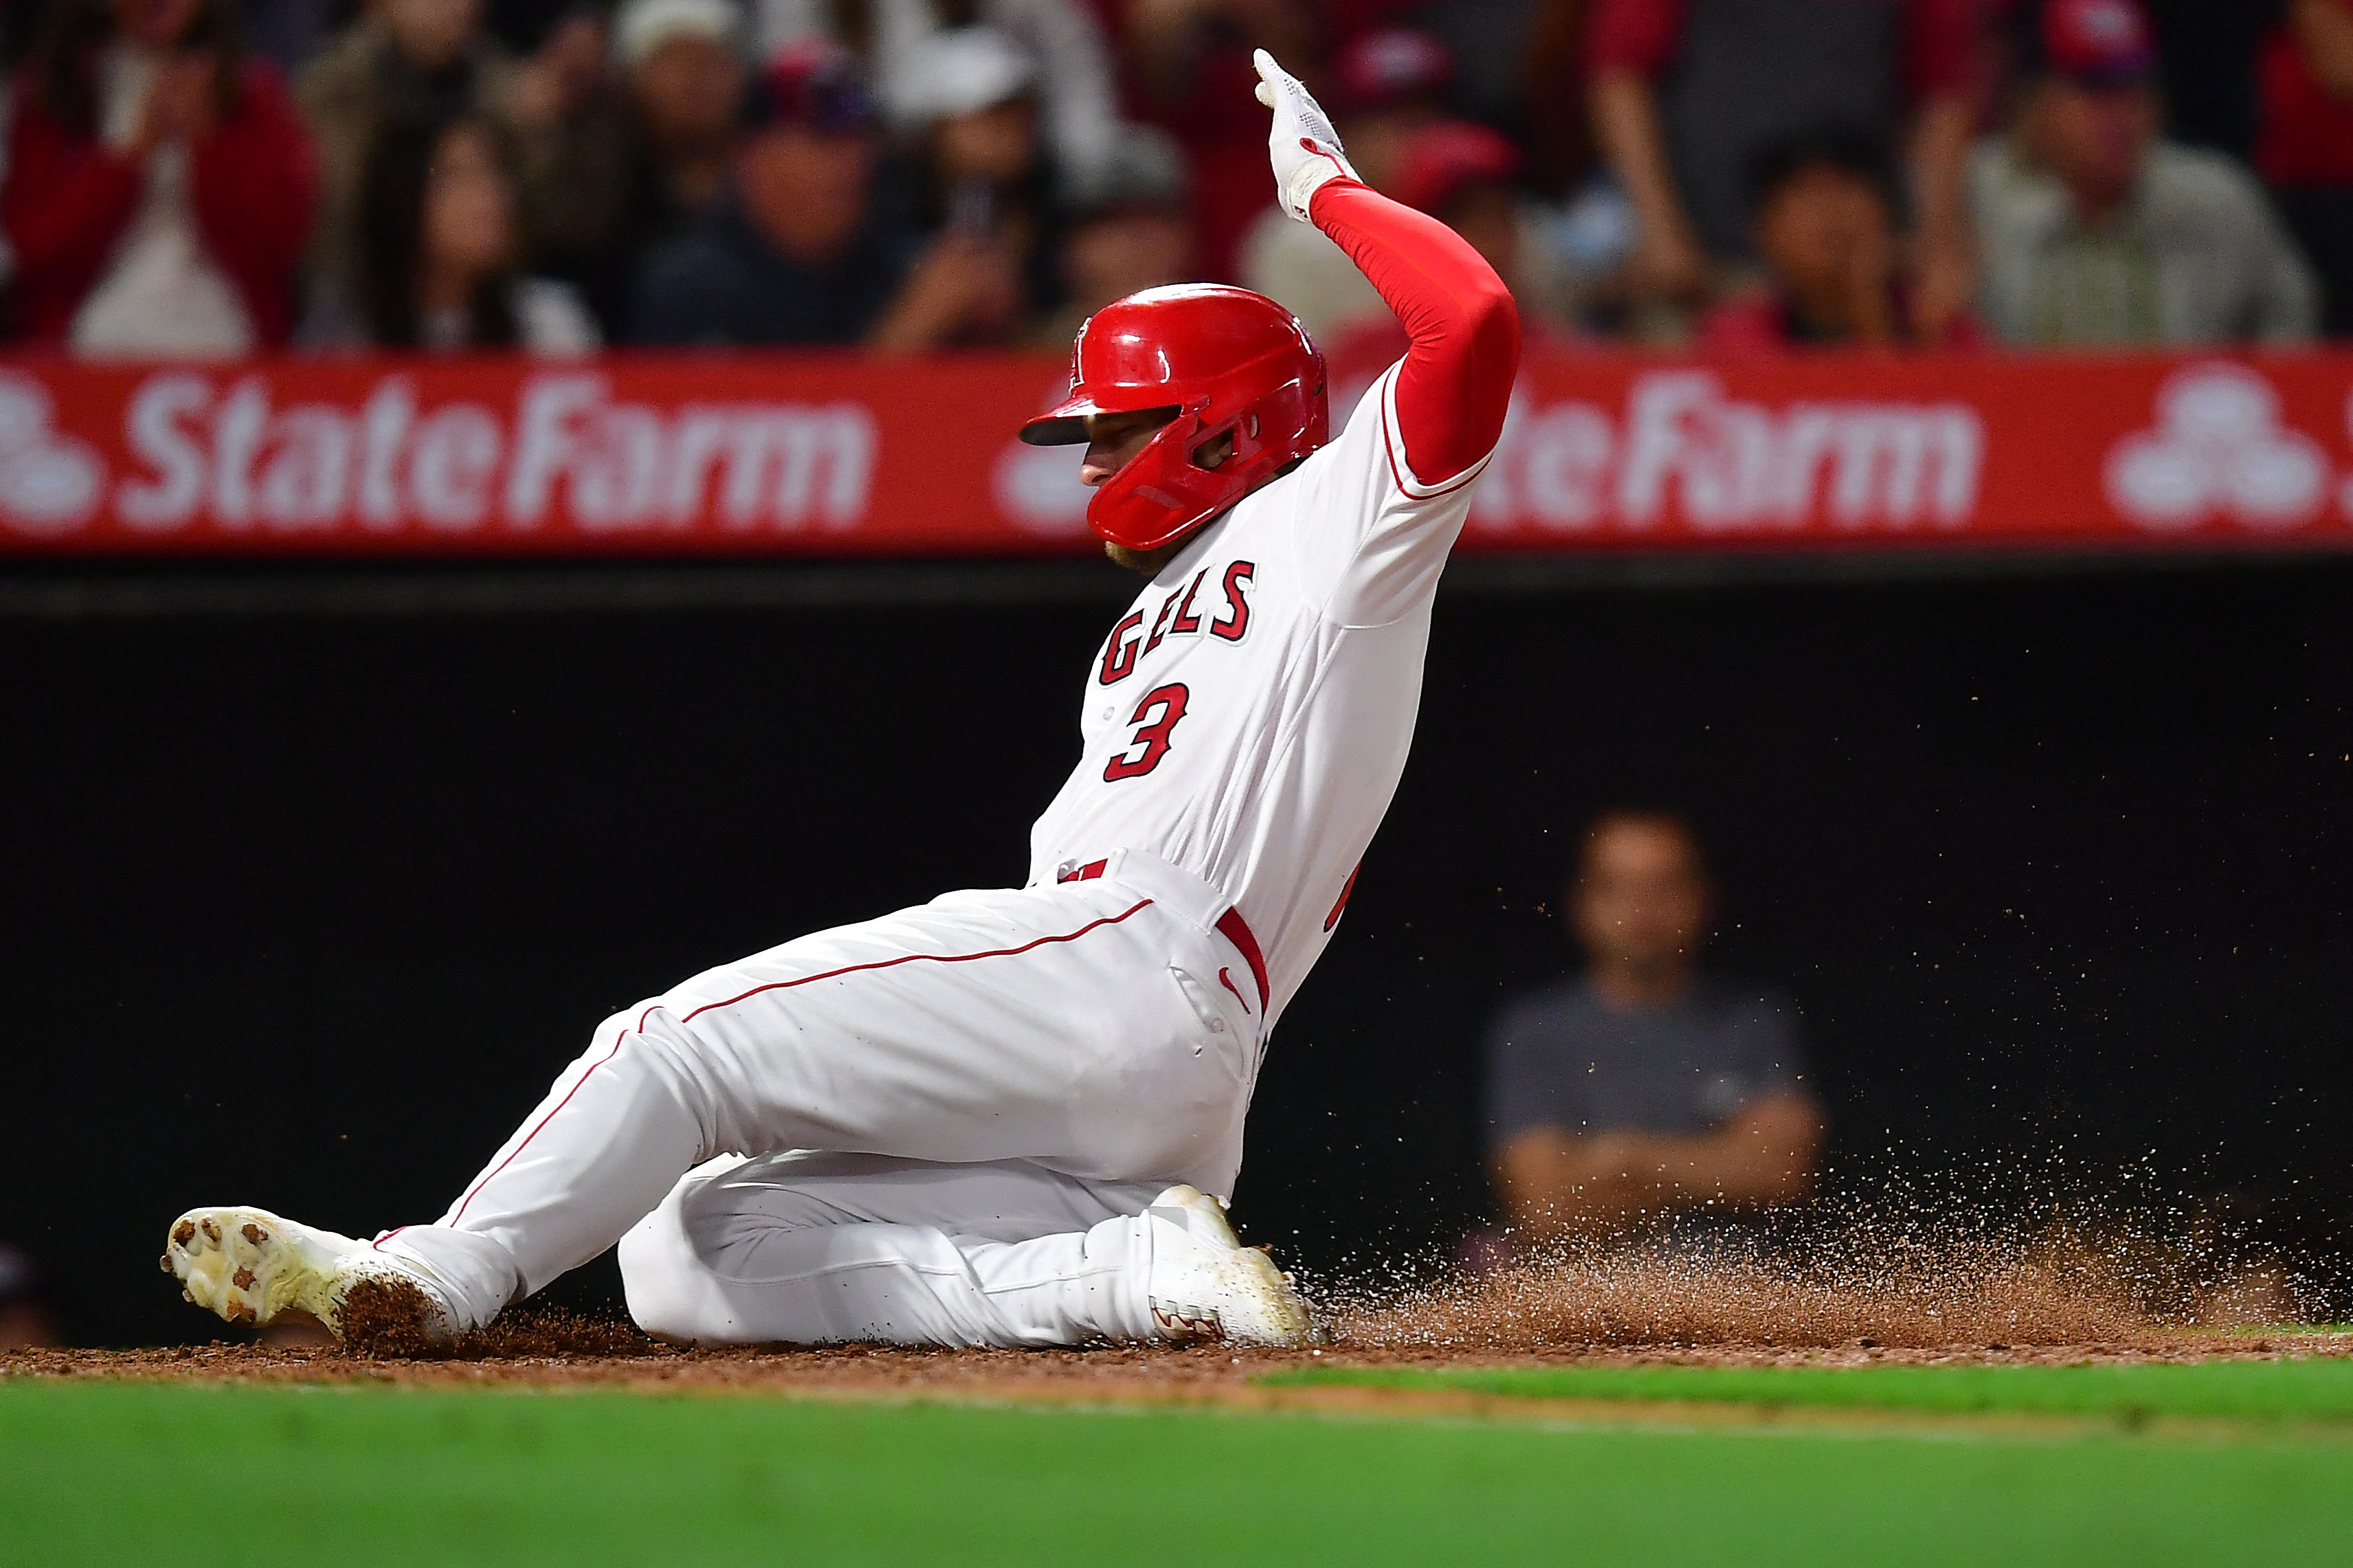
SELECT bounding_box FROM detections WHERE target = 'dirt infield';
[15,1242,2348,1409]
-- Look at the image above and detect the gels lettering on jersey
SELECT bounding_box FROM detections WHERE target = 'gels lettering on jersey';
[1097,557,1257,686]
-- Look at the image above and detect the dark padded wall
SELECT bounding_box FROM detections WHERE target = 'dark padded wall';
[4,559,2349,1345]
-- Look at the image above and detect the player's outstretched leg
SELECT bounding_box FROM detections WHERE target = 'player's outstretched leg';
[159,863,1267,1343]
[161,1206,454,1351]
[616,1152,1311,1348]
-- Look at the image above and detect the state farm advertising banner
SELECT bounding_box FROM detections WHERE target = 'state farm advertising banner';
[0,350,2348,557]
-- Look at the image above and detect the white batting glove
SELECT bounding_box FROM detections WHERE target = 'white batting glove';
[1253,48,1362,223]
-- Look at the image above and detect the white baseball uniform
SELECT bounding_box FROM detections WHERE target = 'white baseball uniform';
[372,64,1521,1344]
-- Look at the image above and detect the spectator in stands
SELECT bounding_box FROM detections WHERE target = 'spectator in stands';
[635,39,897,343]
[1027,122,1191,347]
[1484,810,1826,1244]
[636,41,1009,346]
[615,0,748,225]
[530,0,750,338]
[1971,0,2317,345]
[303,111,599,351]
[752,0,1123,205]
[239,0,337,76]
[897,26,1058,341]
[502,6,637,322]
[1520,0,1598,197]
[1117,0,1317,282]
[298,0,522,302]
[1703,128,1983,350]
[1240,26,1450,339]
[1584,0,1978,339]
[3,0,316,355]
[2256,0,2353,336]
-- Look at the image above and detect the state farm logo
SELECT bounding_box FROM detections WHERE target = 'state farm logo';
[2104,364,2329,530]
[1469,371,1985,534]
[0,372,104,533]
[52,370,876,536]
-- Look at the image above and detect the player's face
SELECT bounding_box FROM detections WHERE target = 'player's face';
[1080,410,1179,487]
[1572,820,1710,978]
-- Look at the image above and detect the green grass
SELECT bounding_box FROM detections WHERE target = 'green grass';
[1261,1357,2353,1425]
[3,1379,2353,1566]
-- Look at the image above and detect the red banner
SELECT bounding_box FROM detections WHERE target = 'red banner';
[0,350,2346,557]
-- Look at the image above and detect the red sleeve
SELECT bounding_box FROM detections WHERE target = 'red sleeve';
[0,87,144,341]
[1307,179,1521,487]
[188,65,317,347]
[1585,0,1692,78]
[1899,0,1977,100]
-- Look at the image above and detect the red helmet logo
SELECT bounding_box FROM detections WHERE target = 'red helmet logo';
[1019,285,1328,551]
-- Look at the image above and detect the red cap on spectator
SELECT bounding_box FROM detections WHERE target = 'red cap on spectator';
[748,38,880,131]
[2040,0,2157,86]
[1392,121,1519,216]
[1330,27,1452,114]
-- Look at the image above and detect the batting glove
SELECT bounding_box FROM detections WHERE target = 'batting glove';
[1253,48,1362,223]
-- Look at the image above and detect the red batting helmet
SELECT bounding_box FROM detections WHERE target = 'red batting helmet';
[1019,285,1328,552]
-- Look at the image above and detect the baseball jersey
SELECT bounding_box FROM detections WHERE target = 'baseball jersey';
[1027,362,1491,1023]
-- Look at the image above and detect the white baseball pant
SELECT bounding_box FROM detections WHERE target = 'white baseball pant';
[376,850,1268,1344]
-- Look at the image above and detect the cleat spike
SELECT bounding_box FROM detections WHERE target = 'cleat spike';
[232,1268,256,1290]
[172,1220,196,1246]
[242,1224,267,1245]
[199,1218,221,1243]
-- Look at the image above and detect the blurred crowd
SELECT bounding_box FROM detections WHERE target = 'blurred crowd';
[0,0,2341,359]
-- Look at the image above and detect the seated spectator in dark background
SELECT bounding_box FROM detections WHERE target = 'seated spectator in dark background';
[753,0,1124,205]
[0,1240,60,1349]
[4,0,315,354]
[1027,121,1192,346]
[1585,0,1978,341]
[1703,129,1983,350]
[897,25,1058,344]
[299,0,526,299]
[1484,810,1826,1243]
[1240,26,1449,339]
[304,111,598,352]
[1972,0,2315,346]
[2256,0,2353,337]
[533,0,749,338]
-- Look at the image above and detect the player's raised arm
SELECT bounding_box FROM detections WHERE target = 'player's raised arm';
[1254,50,1522,487]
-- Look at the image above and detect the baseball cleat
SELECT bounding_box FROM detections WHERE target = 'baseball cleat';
[1143,1184,1314,1347]
[161,1206,451,1349]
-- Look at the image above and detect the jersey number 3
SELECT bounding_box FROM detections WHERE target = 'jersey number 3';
[1104,683,1189,781]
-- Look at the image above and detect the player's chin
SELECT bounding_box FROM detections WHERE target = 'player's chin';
[1103,539,1155,574]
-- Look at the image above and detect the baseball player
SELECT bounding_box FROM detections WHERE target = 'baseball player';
[162,52,1520,1349]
